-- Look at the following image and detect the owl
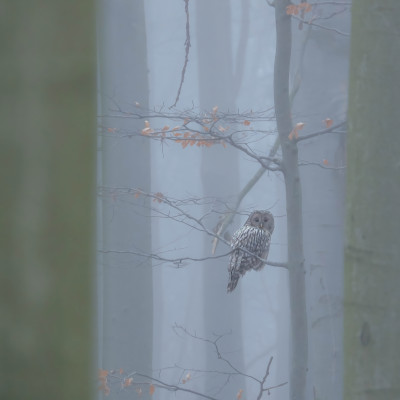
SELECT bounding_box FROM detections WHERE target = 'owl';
[227,210,274,292]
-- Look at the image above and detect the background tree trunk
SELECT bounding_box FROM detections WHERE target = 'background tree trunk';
[344,2,400,399]
[0,1,95,399]
[196,1,245,397]
[290,5,351,399]
[97,1,153,398]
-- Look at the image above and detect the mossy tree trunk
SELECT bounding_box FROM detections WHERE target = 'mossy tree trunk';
[0,2,95,399]
[344,2,400,400]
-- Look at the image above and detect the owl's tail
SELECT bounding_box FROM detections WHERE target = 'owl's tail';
[227,273,240,293]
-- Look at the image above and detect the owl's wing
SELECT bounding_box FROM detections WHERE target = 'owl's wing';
[227,248,243,292]
[227,226,253,292]
[252,231,271,271]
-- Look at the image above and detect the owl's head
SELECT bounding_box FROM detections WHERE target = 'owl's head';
[245,210,274,233]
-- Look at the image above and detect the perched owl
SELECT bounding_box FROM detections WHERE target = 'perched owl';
[227,210,274,292]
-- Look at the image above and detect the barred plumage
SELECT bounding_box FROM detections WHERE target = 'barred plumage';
[227,211,274,292]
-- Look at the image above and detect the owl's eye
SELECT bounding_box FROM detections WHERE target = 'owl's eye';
[263,217,269,222]
[254,217,260,223]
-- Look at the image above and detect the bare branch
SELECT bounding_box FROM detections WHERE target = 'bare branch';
[211,136,280,254]
[296,120,346,142]
[173,325,288,399]
[105,369,219,400]
[101,325,287,400]
[98,186,288,269]
[309,1,351,5]
[298,161,346,170]
[171,0,191,108]
[290,14,350,36]
[256,356,273,400]
[98,248,233,268]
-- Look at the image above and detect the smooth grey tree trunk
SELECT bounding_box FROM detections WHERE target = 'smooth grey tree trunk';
[195,1,245,397]
[274,2,308,400]
[344,2,400,399]
[97,1,152,398]
[0,2,95,399]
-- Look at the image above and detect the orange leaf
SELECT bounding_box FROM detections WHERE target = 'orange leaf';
[141,127,154,135]
[301,2,312,12]
[172,126,181,131]
[243,120,251,126]
[162,125,170,131]
[183,132,190,138]
[153,192,164,203]
[149,384,155,396]
[323,159,329,165]
[203,126,209,132]
[103,385,110,396]
[237,389,243,400]
[183,118,190,125]
[218,125,226,132]
[119,368,124,375]
[324,118,333,128]
[286,5,299,15]
[212,105,218,114]
[289,122,305,140]
[99,369,109,379]
[144,120,150,128]
[123,378,133,387]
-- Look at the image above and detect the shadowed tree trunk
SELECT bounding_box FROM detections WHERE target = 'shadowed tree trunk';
[344,2,400,399]
[97,1,153,399]
[0,1,95,399]
[274,2,308,399]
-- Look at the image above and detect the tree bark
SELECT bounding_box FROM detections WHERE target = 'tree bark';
[0,1,95,399]
[344,2,400,399]
[274,2,308,399]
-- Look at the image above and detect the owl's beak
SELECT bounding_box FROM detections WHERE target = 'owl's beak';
[260,223,264,229]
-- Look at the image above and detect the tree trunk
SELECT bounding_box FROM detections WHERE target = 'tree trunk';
[344,2,400,399]
[0,2,95,399]
[274,2,308,399]
[97,1,153,398]
[196,1,245,397]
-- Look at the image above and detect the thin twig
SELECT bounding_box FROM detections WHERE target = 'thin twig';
[296,120,346,142]
[171,0,191,108]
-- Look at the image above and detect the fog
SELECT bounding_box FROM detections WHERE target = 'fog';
[7,1,400,400]
[96,1,352,400]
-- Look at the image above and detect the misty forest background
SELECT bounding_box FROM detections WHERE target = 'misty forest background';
[2,1,400,400]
